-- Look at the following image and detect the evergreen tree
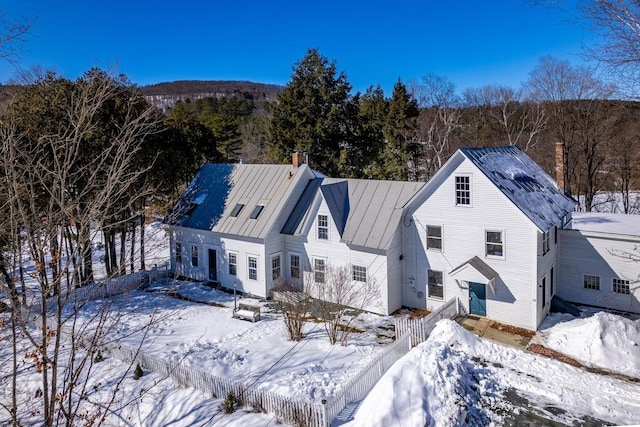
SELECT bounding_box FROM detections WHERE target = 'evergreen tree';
[268,48,353,176]
[371,80,419,180]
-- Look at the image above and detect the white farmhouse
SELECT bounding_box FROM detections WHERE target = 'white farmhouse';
[168,147,639,330]
[402,146,575,330]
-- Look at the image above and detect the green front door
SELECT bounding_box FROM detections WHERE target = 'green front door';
[469,282,486,316]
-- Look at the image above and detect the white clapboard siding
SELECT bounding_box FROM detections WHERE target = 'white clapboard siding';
[405,157,539,330]
[558,229,640,313]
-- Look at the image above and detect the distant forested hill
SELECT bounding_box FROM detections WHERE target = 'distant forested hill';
[140,80,281,112]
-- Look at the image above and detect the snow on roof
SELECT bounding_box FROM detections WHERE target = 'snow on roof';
[460,146,576,232]
[570,211,640,236]
[170,163,311,239]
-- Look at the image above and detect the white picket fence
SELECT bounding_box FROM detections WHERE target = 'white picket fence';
[395,298,460,347]
[42,272,147,312]
[323,333,412,423]
[33,271,424,427]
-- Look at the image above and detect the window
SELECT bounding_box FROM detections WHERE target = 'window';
[271,254,281,281]
[314,258,325,283]
[248,256,258,280]
[191,245,199,267]
[583,274,600,290]
[427,225,442,250]
[175,242,182,264]
[249,205,264,219]
[542,231,550,255]
[613,278,630,294]
[317,215,328,240]
[486,231,504,257]
[228,252,237,276]
[455,176,471,205]
[290,254,300,279]
[352,265,367,282]
[428,269,444,299]
[230,203,244,217]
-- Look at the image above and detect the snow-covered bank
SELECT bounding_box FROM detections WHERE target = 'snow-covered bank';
[345,319,640,426]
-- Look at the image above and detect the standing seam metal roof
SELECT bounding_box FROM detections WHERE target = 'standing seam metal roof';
[460,146,576,231]
[171,163,311,239]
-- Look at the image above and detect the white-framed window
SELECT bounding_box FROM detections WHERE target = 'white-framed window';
[228,252,237,276]
[542,231,550,255]
[486,230,504,257]
[191,245,199,267]
[455,176,471,206]
[271,254,281,281]
[352,265,367,282]
[426,225,443,250]
[317,215,328,240]
[175,242,182,264]
[428,269,444,299]
[613,278,630,294]
[290,253,300,279]
[314,258,326,283]
[248,256,258,281]
[583,274,600,290]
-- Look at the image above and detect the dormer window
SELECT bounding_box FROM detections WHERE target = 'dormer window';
[230,203,244,217]
[249,205,264,219]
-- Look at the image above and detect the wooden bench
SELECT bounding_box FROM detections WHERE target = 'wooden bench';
[233,302,261,322]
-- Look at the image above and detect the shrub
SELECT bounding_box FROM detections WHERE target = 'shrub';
[133,363,143,380]
[223,391,237,414]
[94,350,104,363]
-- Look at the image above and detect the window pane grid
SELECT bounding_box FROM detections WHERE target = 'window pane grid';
[314,259,325,283]
[191,246,198,267]
[248,257,258,280]
[428,269,444,299]
[228,252,237,275]
[427,225,442,250]
[455,176,470,205]
[352,265,367,282]
[290,254,300,279]
[318,215,328,240]
[486,231,503,257]
[271,255,281,281]
[583,274,600,290]
[613,278,630,294]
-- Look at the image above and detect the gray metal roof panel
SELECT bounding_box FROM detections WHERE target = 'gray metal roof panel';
[171,163,310,239]
[325,178,424,250]
[460,146,576,231]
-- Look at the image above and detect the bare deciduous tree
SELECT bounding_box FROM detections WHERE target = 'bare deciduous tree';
[411,74,462,180]
[0,70,163,426]
[305,263,380,346]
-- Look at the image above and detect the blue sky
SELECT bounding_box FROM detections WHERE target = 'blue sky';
[0,0,593,95]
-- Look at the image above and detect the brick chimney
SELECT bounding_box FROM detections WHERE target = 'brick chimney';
[555,142,565,190]
[292,151,304,168]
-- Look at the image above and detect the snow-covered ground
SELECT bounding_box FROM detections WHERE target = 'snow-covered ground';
[344,315,640,427]
[3,222,640,426]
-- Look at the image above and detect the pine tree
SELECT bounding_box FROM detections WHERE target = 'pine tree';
[268,49,353,176]
[371,80,419,180]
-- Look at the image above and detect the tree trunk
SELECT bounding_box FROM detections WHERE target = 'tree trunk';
[139,209,146,271]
